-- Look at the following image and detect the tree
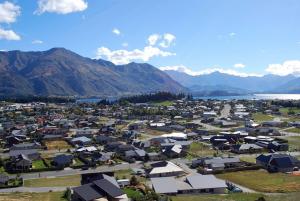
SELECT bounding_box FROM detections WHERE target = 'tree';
[130,175,139,186]
[256,197,266,201]
[64,187,72,201]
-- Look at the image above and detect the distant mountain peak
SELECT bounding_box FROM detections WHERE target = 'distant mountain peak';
[0,48,185,97]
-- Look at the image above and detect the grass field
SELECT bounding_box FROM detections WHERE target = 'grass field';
[143,128,169,136]
[171,192,300,201]
[151,100,174,106]
[123,187,143,199]
[283,136,300,151]
[188,142,216,157]
[239,156,257,163]
[285,127,300,134]
[44,140,72,150]
[280,107,300,115]
[114,169,133,179]
[216,170,300,193]
[0,192,66,201]
[252,112,274,122]
[24,175,81,187]
[32,160,47,169]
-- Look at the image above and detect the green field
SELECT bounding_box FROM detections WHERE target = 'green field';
[171,192,300,201]
[0,192,66,201]
[216,170,300,193]
[187,142,216,157]
[239,156,257,163]
[280,107,300,115]
[32,160,47,169]
[24,175,81,187]
[252,112,274,122]
[114,169,133,179]
[151,100,174,106]
[123,187,143,199]
[284,136,300,151]
[285,127,300,134]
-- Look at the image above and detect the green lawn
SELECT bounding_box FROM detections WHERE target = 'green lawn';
[188,142,216,157]
[239,156,257,163]
[32,160,47,169]
[285,127,300,134]
[284,136,300,151]
[151,100,174,106]
[24,175,81,187]
[0,192,66,201]
[114,169,147,183]
[171,192,300,201]
[252,112,274,122]
[114,169,133,179]
[123,188,143,199]
[216,170,300,193]
[280,107,300,115]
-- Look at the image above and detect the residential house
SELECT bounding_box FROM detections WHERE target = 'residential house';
[11,154,32,171]
[52,154,74,168]
[147,161,184,178]
[231,143,263,154]
[256,154,300,172]
[151,173,226,195]
[72,175,128,201]
[0,174,9,186]
[10,142,41,150]
[191,157,241,171]
[71,136,92,146]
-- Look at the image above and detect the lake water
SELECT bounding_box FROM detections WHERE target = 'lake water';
[194,94,300,100]
[77,94,300,103]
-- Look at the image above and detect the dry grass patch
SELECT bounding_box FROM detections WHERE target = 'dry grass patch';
[0,192,66,201]
[24,175,81,187]
[45,140,72,150]
[142,128,169,136]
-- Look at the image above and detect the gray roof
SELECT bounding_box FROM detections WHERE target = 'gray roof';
[73,183,103,201]
[186,174,227,189]
[204,157,240,165]
[151,177,178,194]
[238,143,262,150]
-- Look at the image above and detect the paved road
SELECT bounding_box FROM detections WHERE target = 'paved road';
[170,158,197,174]
[0,186,69,193]
[280,130,300,137]
[193,119,222,131]
[220,104,231,118]
[20,163,142,180]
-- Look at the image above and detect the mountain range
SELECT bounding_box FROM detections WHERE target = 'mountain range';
[164,70,300,95]
[1,47,300,98]
[0,48,185,97]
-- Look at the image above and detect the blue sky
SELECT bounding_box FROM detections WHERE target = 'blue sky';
[1,0,300,76]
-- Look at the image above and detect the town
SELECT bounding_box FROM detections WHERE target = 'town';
[0,94,299,201]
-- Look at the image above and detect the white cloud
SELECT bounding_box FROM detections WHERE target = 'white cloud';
[95,46,175,65]
[234,63,245,68]
[112,28,121,35]
[265,60,300,76]
[32,40,43,44]
[229,32,236,37]
[0,28,20,40]
[147,34,160,46]
[159,33,176,48]
[160,65,262,77]
[122,42,128,47]
[35,0,88,15]
[0,1,20,24]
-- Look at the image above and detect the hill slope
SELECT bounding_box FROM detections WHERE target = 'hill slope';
[0,48,185,97]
